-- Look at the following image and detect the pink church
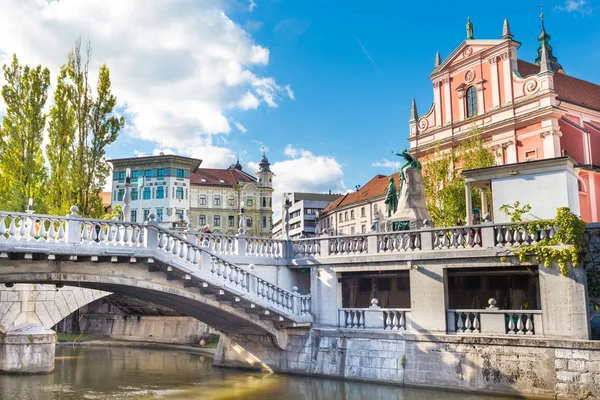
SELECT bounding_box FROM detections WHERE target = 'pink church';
[408,17,600,223]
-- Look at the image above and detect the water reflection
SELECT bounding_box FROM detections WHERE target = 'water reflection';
[0,347,516,400]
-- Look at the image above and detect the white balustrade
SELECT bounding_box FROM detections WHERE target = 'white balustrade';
[447,310,541,336]
[186,233,239,256]
[383,310,408,330]
[339,308,410,331]
[245,237,284,258]
[329,236,368,256]
[0,213,68,243]
[378,232,421,252]
[432,227,482,249]
[494,223,555,247]
[293,239,320,258]
[340,309,366,329]
[80,220,146,247]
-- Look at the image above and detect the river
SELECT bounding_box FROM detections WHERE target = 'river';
[0,346,517,399]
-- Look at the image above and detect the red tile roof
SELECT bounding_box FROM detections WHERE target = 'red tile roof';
[322,172,400,214]
[518,60,600,112]
[190,167,255,186]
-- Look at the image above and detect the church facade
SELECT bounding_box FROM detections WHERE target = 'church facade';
[408,17,600,223]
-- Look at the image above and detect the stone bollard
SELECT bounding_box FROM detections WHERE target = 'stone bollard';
[0,323,56,374]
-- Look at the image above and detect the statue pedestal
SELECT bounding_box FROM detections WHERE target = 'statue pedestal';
[385,168,433,231]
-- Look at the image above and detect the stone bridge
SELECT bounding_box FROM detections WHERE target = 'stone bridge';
[0,209,312,352]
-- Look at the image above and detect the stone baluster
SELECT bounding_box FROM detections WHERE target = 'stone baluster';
[525,314,534,335]
[456,313,464,333]
[399,312,406,330]
[507,314,516,334]
[516,314,524,335]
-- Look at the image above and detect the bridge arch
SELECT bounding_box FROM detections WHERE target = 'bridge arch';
[0,258,291,348]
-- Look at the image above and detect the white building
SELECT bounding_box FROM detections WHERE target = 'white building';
[107,154,202,228]
[272,192,342,239]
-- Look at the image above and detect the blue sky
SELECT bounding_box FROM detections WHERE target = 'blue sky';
[0,0,598,213]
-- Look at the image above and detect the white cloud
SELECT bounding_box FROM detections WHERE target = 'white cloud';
[234,121,247,133]
[249,0,257,12]
[0,0,293,152]
[371,158,398,169]
[187,137,237,169]
[249,145,346,217]
[554,0,592,14]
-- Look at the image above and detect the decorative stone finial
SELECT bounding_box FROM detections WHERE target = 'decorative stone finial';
[249,264,256,271]
[487,298,498,309]
[148,213,156,221]
[434,51,441,68]
[370,298,380,308]
[292,286,298,293]
[69,205,79,216]
[501,18,513,39]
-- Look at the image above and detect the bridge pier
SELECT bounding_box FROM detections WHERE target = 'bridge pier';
[0,323,56,374]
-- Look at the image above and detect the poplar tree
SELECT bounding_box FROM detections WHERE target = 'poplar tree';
[0,55,50,212]
[46,66,76,215]
[421,126,497,227]
[65,39,124,217]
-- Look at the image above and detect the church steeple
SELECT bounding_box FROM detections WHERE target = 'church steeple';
[501,18,513,40]
[534,13,563,73]
[410,98,418,122]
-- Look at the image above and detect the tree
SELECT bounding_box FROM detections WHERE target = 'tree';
[421,126,497,227]
[46,66,76,215]
[66,38,124,217]
[0,55,50,212]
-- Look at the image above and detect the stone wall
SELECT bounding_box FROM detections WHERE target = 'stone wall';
[214,329,600,399]
[73,315,217,345]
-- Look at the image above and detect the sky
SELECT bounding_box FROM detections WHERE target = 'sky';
[0,0,599,215]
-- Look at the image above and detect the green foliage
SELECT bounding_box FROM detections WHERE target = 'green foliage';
[400,354,406,369]
[67,39,124,218]
[46,66,76,216]
[422,126,497,227]
[0,54,50,212]
[499,201,532,223]
[585,229,600,300]
[510,207,587,276]
[103,204,122,220]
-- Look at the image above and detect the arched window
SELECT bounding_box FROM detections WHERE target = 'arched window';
[578,179,586,193]
[466,86,478,118]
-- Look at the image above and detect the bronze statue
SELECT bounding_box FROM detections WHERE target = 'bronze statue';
[384,176,398,217]
[391,149,422,183]
[466,17,474,40]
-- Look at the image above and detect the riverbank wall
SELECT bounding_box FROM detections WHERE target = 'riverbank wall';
[214,329,600,399]
[62,315,217,345]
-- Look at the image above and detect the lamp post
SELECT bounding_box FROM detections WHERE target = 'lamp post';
[123,168,131,222]
[26,198,34,215]
[283,195,291,240]
[238,206,246,236]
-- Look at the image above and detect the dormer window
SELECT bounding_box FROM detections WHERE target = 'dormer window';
[466,86,478,118]
[219,179,225,184]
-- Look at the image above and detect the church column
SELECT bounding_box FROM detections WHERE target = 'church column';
[443,77,453,124]
[433,81,442,127]
[457,89,466,121]
[489,56,500,107]
[465,182,473,225]
[501,51,513,104]
[503,140,517,164]
[476,80,485,114]
[480,189,488,216]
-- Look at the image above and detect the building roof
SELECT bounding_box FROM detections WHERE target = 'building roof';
[518,60,600,112]
[322,172,400,214]
[99,192,112,207]
[107,154,202,172]
[190,166,256,186]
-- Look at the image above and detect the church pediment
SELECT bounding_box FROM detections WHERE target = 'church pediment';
[430,40,505,78]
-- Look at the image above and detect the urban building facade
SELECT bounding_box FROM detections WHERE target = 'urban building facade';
[107,154,202,228]
[319,173,400,235]
[189,155,274,237]
[408,17,600,222]
[272,192,342,238]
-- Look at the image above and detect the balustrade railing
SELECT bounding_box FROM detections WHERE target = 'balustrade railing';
[0,212,68,243]
[293,238,320,258]
[377,232,421,252]
[186,232,239,256]
[432,227,482,249]
[245,237,285,258]
[329,236,368,256]
[447,309,542,336]
[339,308,411,331]
[80,220,146,247]
[494,222,556,247]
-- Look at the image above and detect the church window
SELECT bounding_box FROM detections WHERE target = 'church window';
[466,86,478,118]
[578,179,586,193]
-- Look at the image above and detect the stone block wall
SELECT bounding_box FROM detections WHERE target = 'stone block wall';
[554,348,600,398]
[215,329,600,399]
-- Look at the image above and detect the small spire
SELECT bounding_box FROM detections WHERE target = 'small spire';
[435,51,441,68]
[538,39,553,74]
[410,98,418,122]
[501,18,513,39]
[534,13,563,73]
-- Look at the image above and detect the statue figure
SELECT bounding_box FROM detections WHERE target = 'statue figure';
[384,176,398,217]
[466,17,474,40]
[392,149,422,183]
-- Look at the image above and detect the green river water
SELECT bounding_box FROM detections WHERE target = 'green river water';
[0,346,518,400]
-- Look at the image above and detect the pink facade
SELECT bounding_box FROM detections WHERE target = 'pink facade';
[408,19,600,222]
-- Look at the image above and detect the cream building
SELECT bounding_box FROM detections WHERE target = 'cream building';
[189,155,274,237]
[319,173,400,236]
